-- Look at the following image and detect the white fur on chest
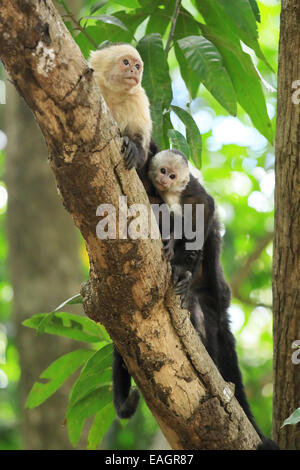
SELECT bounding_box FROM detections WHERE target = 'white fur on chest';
[162,192,182,215]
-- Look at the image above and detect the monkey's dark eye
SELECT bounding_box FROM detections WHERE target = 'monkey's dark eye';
[160,168,166,174]
[170,174,176,180]
[123,59,129,65]
[135,63,140,70]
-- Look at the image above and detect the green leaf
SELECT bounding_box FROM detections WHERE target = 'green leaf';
[87,402,115,450]
[216,0,258,40]
[248,0,261,23]
[76,25,131,58]
[90,1,108,14]
[174,6,200,40]
[163,111,173,149]
[173,8,202,98]
[114,9,149,35]
[67,387,112,446]
[168,130,191,159]
[282,408,300,427]
[137,33,172,110]
[177,35,237,115]
[23,312,108,343]
[36,293,83,335]
[83,15,128,31]
[146,4,173,37]
[171,105,202,167]
[195,0,272,70]
[114,0,140,8]
[26,349,94,409]
[200,24,273,143]
[174,42,200,100]
[68,343,113,410]
[151,101,165,150]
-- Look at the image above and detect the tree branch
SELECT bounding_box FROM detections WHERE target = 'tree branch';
[0,0,261,450]
[165,0,182,56]
[230,232,273,299]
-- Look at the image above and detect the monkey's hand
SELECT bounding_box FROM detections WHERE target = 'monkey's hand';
[162,237,175,261]
[172,265,192,306]
[122,136,140,170]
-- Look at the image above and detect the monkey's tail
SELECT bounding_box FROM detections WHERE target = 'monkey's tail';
[256,437,280,450]
[112,345,140,419]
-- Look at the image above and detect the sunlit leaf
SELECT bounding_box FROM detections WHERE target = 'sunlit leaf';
[89,0,108,15]
[174,6,200,40]
[174,42,200,100]
[114,10,149,35]
[282,408,300,427]
[25,349,94,409]
[68,343,113,410]
[195,0,272,70]
[171,105,202,167]
[168,130,191,159]
[177,35,237,115]
[151,101,165,150]
[200,24,273,143]
[248,0,261,23]
[87,402,115,449]
[83,15,128,31]
[163,111,173,150]
[146,4,173,36]
[137,33,172,109]
[36,293,82,335]
[66,387,112,446]
[216,0,258,40]
[114,0,140,8]
[75,25,131,58]
[23,312,108,343]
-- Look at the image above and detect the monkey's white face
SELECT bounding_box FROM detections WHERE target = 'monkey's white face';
[111,54,143,89]
[149,150,190,194]
[155,166,178,192]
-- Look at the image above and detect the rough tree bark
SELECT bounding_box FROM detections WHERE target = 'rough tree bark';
[273,0,300,450]
[0,0,262,449]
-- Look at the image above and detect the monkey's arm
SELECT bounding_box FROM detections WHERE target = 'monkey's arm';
[122,134,147,170]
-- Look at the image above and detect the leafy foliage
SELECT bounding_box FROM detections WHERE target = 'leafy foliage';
[61,0,273,152]
[23,308,116,448]
[282,408,300,427]
[0,0,279,450]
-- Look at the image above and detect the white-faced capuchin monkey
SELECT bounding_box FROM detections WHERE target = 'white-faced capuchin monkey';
[88,43,158,184]
[148,149,279,450]
[89,43,160,420]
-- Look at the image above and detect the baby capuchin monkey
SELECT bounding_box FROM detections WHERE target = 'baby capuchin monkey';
[148,149,215,296]
[148,150,279,449]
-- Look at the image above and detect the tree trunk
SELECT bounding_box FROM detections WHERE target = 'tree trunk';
[273,0,300,450]
[0,0,262,449]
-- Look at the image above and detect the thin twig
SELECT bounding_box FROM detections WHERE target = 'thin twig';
[59,1,98,49]
[165,0,182,56]
[230,231,274,298]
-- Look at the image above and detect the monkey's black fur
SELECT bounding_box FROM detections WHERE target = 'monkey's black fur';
[187,219,278,449]
[168,170,278,449]
[112,146,278,448]
[112,346,140,419]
